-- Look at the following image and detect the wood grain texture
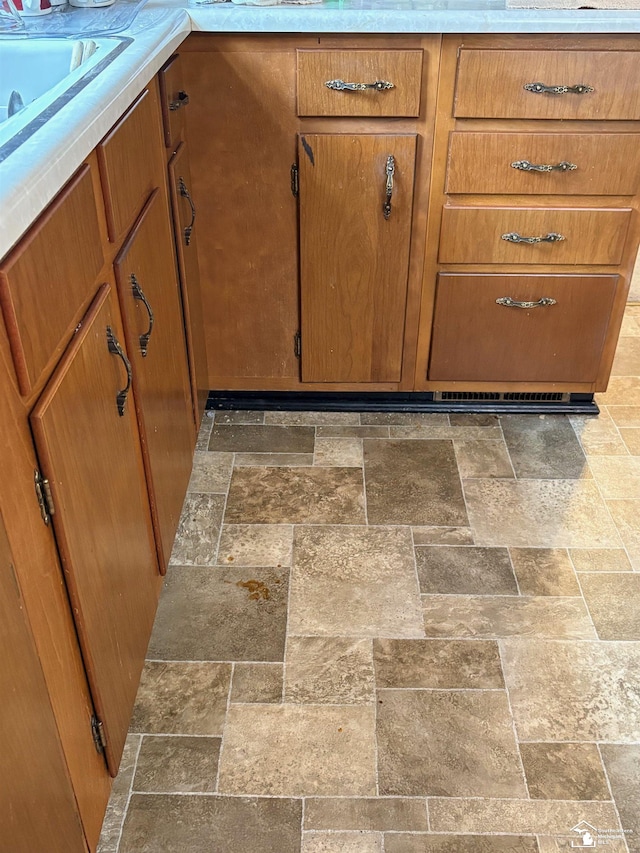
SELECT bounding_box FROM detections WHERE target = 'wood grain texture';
[0,509,87,853]
[454,49,640,120]
[114,190,195,572]
[30,284,160,777]
[297,49,423,117]
[439,205,631,265]
[0,164,103,396]
[169,142,209,425]
[158,53,186,150]
[299,134,416,383]
[97,87,165,243]
[428,273,618,382]
[446,132,640,196]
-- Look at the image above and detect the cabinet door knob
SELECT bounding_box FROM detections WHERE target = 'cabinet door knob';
[511,160,577,173]
[178,177,196,246]
[382,154,395,220]
[325,79,394,92]
[501,232,565,244]
[169,90,190,111]
[130,274,155,358]
[523,82,594,95]
[106,326,132,416]
[496,296,557,309]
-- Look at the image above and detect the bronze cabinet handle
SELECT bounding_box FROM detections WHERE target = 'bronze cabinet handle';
[496,296,557,309]
[501,232,565,244]
[106,326,132,416]
[511,160,577,173]
[169,90,190,111]
[382,155,395,220]
[523,82,594,95]
[178,177,196,246]
[325,79,394,92]
[130,274,155,358]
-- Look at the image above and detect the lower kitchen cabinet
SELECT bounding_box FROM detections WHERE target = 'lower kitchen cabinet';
[298,133,417,383]
[30,283,161,776]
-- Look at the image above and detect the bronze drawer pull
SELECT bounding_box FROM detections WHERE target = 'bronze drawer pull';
[502,232,565,244]
[496,296,557,309]
[178,177,196,246]
[169,90,190,111]
[325,79,394,92]
[130,274,155,358]
[511,160,577,173]
[106,326,132,416]
[383,154,395,220]
[523,82,594,95]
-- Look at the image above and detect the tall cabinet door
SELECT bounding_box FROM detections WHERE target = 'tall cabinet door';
[299,134,417,383]
[115,189,195,571]
[30,283,160,776]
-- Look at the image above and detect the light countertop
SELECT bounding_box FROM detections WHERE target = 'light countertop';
[1,0,639,258]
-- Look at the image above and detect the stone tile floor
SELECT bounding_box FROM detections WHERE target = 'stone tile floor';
[99,306,640,853]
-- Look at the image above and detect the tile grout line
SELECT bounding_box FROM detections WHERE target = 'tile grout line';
[496,640,530,801]
[595,743,631,853]
[214,660,234,794]
[282,523,297,704]
[113,734,143,853]
[506,547,523,597]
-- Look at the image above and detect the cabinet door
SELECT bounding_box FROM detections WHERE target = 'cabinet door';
[115,189,195,571]
[30,283,160,776]
[169,141,209,425]
[299,134,417,383]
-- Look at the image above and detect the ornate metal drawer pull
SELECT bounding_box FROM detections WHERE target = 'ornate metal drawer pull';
[523,82,594,96]
[511,160,577,173]
[325,79,394,92]
[130,274,155,357]
[502,232,565,244]
[106,326,132,416]
[178,177,196,246]
[496,296,557,309]
[169,90,190,111]
[383,155,395,220]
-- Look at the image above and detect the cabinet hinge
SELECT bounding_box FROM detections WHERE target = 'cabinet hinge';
[290,163,299,197]
[294,330,301,358]
[34,469,55,526]
[91,715,107,755]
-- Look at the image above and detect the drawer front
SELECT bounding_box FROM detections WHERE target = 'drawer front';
[454,49,640,120]
[429,273,618,383]
[159,54,188,150]
[98,88,163,242]
[439,206,631,265]
[297,50,423,117]
[0,163,103,396]
[446,132,640,196]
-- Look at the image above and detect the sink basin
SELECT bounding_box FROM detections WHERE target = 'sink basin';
[0,36,129,157]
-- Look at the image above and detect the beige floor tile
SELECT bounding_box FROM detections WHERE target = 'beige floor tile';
[302,831,382,852]
[169,493,225,566]
[620,306,640,336]
[373,639,504,689]
[289,526,423,638]
[304,797,428,831]
[588,456,640,499]
[454,439,514,478]
[233,452,314,467]
[231,663,283,703]
[450,413,501,427]
[195,413,214,450]
[519,742,610,801]
[500,639,640,742]
[578,573,640,640]
[569,412,629,457]
[214,410,265,424]
[509,548,580,596]
[607,499,640,568]
[611,337,640,375]
[133,735,220,793]
[97,734,140,853]
[314,437,363,467]
[569,548,633,572]
[187,452,234,493]
[217,705,377,796]
[361,413,449,426]
[216,524,293,567]
[605,406,640,428]
[422,596,595,640]
[265,411,360,425]
[377,690,526,797]
[620,428,640,455]
[385,836,538,853]
[597,377,640,407]
[389,426,503,440]
[537,835,628,852]
[285,637,374,704]
[415,546,517,595]
[209,424,315,453]
[464,479,621,548]
[600,745,640,853]
[412,527,475,546]
[317,426,390,438]
[501,415,589,480]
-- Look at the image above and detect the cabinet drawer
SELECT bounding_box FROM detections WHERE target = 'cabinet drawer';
[0,163,103,396]
[159,54,189,150]
[439,205,631,265]
[297,50,423,117]
[98,88,163,242]
[429,273,618,383]
[446,132,640,196]
[454,49,640,120]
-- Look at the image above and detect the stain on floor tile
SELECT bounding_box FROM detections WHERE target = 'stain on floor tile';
[217,705,377,796]
[303,797,428,831]
[133,735,220,793]
[415,546,518,595]
[519,742,610,801]
[501,415,589,480]
[289,526,423,638]
[119,794,302,853]
[147,566,288,662]
[225,467,365,525]
[285,637,374,704]
[364,440,467,526]
[377,690,526,797]
[209,424,315,453]
[509,548,580,596]
[578,573,640,640]
[373,639,504,689]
